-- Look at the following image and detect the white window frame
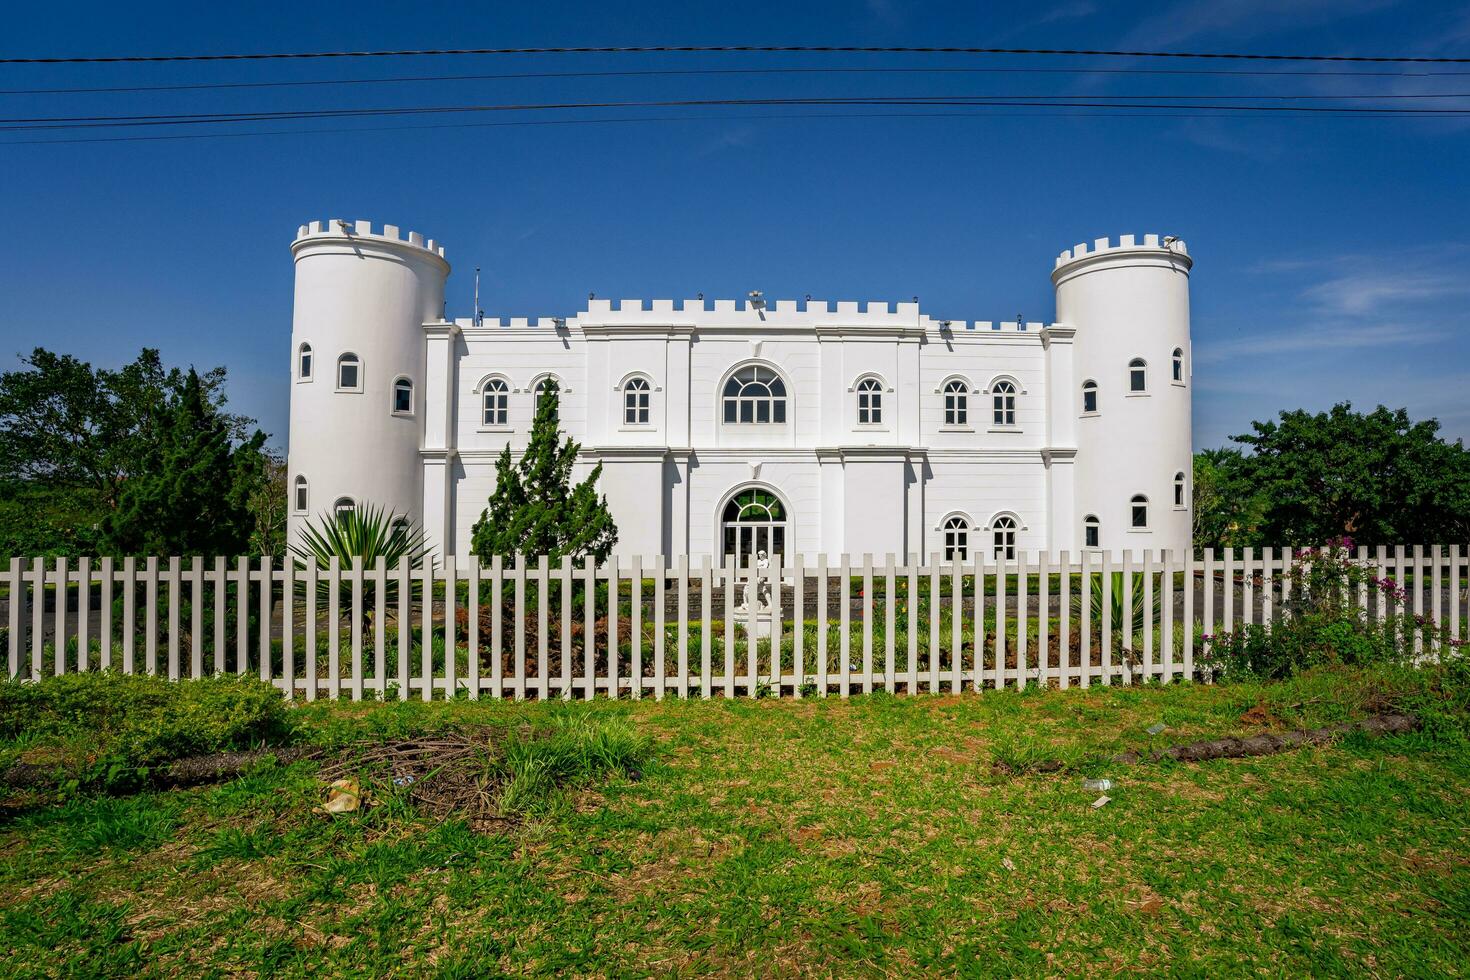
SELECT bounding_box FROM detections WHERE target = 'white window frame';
[391,376,414,416]
[478,375,511,430]
[1171,347,1186,386]
[297,342,313,383]
[721,363,789,426]
[854,375,886,428]
[1127,358,1148,396]
[940,377,971,429]
[1083,515,1100,549]
[988,513,1021,560]
[333,496,356,519]
[621,375,653,427]
[1130,494,1150,530]
[940,514,970,561]
[336,352,362,393]
[1081,379,1099,416]
[1174,472,1187,509]
[292,475,308,514]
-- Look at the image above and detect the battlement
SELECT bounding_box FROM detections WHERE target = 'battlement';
[1054,234,1188,270]
[294,218,446,259]
[457,297,1050,335]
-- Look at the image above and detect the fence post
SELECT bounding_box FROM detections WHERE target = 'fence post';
[489,555,502,700]
[235,555,249,677]
[168,555,181,681]
[927,553,940,693]
[1017,550,1030,690]
[862,553,874,695]
[211,556,224,676]
[467,556,480,701]
[190,557,203,679]
[281,557,294,699]
[144,556,159,676]
[722,555,735,698]
[603,555,615,701]
[677,554,689,699]
[884,555,896,693]
[100,555,114,671]
[6,558,19,679]
[792,554,805,697]
[628,554,641,701]
[1120,550,1133,686]
[420,556,435,702]
[1078,551,1091,689]
[584,556,598,702]
[375,556,388,698]
[1142,549,1155,684]
[1162,549,1175,682]
[653,555,666,701]
[562,554,575,700]
[839,553,851,698]
[1183,548,1194,681]
[54,557,68,677]
[77,557,91,673]
[444,555,457,700]
[699,555,712,700]
[328,555,341,699]
[350,556,364,701]
[906,556,919,693]
[1038,550,1050,690]
[305,557,318,701]
[1058,551,1071,690]
[995,551,1008,691]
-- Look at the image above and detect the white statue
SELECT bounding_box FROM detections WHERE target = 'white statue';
[742,550,772,612]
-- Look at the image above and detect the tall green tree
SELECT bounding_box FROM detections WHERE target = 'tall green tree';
[1230,402,1470,546]
[470,379,618,566]
[99,370,266,556]
[0,348,269,556]
[1191,447,1267,549]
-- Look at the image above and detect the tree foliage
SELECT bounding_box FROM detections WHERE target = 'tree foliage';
[99,369,266,556]
[469,379,618,566]
[1194,402,1470,548]
[0,347,271,556]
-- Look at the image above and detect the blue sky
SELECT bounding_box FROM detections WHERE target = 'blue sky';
[2,0,1468,452]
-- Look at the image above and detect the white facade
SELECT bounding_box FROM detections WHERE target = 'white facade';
[287,219,1193,562]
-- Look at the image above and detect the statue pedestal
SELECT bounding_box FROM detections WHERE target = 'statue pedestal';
[735,607,775,640]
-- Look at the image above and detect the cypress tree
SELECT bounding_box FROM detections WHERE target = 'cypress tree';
[470,378,618,565]
[101,369,265,556]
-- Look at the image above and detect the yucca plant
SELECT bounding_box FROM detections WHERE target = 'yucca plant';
[1071,571,1163,652]
[289,502,430,627]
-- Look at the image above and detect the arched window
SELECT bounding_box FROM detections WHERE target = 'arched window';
[1128,358,1147,393]
[720,488,788,565]
[1081,380,1098,414]
[482,378,509,426]
[293,475,308,514]
[1131,494,1149,529]
[298,343,313,381]
[1084,514,1100,549]
[856,377,883,425]
[992,515,1018,559]
[534,376,560,420]
[943,379,969,426]
[992,380,1017,427]
[333,496,356,520]
[392,377,413,415]
[722,365,787,424]
[1172,347,1184,383]
[337,353,361,391]
[623,377,651,425]
[943,515,969,561]
[1174,471,1187,508]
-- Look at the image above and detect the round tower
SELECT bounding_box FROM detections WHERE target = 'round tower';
[287,219,449,547]
[1053,234,1193,558]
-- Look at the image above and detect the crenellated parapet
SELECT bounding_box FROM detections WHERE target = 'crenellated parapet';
[459,297,1051,334]
[293,218,447,261]
[1054,234,1189,270]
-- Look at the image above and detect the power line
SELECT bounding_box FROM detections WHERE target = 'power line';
[0,108,1444,146]
[2,43,1469,66]
[5,95,1468,132]
[6,64,1470,96]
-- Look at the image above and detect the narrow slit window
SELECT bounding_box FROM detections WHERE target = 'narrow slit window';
[1129,358,1147,393]
[1131,494,1149,529]
[1082,380,1098,414]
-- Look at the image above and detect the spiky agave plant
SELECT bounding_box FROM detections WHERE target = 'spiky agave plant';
[289,502,430,626]
[1071,571,1163,652]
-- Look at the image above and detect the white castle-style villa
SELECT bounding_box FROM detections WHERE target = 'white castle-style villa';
[287,219,1193,564]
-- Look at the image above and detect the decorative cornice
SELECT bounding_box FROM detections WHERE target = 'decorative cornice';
[1041,447,1079,465]
[1039,325,1076,348]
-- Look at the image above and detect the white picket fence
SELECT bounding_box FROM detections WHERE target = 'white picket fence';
[2,546,1466,700]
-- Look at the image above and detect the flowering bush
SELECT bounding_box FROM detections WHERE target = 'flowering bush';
[1202,538,1465,680]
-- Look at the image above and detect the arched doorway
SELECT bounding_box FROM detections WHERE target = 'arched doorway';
[720,487,789,566]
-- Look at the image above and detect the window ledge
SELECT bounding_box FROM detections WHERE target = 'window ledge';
[1126,527,1151,533]
[296,377,313,384]
[478,425,513,433]
[618,425,655,432]
[987,426,1023,433]
[1080,411,1099,419]
[391,410,414,418]
[335,388,363,395]
[940,425,974,432]
[1124,392,1150,398]
[1171,381,1186,388]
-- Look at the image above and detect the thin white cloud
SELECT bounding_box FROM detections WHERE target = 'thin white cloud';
[1121,0,1401,48]
[1194,322,1444,363]
[1301,271,1470,317]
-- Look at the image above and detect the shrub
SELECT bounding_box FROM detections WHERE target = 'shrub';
[0,672,292,787]
[1201,540,1459,681]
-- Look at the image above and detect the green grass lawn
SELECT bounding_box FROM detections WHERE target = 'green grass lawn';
[3,670,1469,976]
